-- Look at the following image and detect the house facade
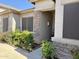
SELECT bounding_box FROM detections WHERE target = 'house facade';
[0,5,34,32]
[1,0,79,59]
[0,9,20,32]
[29,0,55,43]
[0,0,55,44]
[29,0,79,59]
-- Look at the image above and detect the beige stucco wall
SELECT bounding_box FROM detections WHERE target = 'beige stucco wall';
[34,0,55,11]
[21,12,33,18]
[8,14,13,32]
[12,14,20,30]
[20,12,34,31]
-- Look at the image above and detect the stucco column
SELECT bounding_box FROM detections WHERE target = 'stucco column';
[11,14,16,32]
[0,16,3,32]
[55,0,64,38]
[8,13,13,32]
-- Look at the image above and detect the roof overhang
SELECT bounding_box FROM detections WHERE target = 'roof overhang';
[0,4,20,11]
[20,9,33,14]
[0,8,6,12]
[29,0,38,2]
[34,0,55,11]
[0,3,21,15]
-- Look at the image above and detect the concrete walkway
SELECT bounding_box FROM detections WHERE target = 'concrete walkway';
[0,43,42,59]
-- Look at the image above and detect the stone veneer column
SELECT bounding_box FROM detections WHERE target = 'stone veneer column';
[33,11,41,44]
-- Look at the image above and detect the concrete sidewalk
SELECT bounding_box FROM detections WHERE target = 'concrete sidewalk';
[0,43,42,59]
[0,43,27,59]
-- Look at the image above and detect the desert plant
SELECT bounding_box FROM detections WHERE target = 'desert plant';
[41,40,55,59]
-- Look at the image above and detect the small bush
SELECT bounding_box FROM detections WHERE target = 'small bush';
[0,30,34,52]
[0,33,6,42]
[19,31,34,51]
[74,53,79,59]
[11,30,34,52]
[0,33,11,42]
[71,49,79,59]
[11,31,21,46]
[41,40,55,59]
[4,33,13,45]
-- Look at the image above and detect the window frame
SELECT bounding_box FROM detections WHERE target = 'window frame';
[22,17,33,31]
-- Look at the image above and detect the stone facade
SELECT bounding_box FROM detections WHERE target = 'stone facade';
[53,41,79,59]
[33,11,54,44]
[33,11,41,44]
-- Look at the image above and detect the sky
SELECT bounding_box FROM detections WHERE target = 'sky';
[0,0,34,10]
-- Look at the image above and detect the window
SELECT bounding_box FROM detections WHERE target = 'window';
[22,18,27,31]
[63,3,79,40]
[22,17,33,31]
[3,17,8,32]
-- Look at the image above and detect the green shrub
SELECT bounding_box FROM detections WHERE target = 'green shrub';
[74,53,79,59]
[0,33,6,42]
[0,32,13,45]
[4,33,12,45]
[0,30,34,52]
[11,31,21,46]
[19,31,34,52]
[71,49,79,59]
[41,40,55,59]
[11,30,34,52]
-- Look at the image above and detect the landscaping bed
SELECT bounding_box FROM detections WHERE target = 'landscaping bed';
[0,30,59,59]
[0,30,40,52]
